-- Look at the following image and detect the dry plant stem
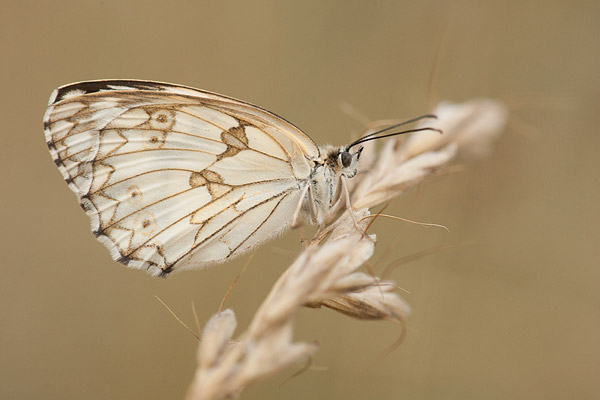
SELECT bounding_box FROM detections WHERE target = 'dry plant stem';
[359,213,450,232]
[186,98,508,400]
[218,250,255,313]
[155,296,200,340]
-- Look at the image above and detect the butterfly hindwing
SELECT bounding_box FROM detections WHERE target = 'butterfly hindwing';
[44,80,317,276]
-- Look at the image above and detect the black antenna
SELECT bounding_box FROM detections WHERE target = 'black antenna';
[346,114,442,151]
[348,127,443,149]
[346,114,437,150]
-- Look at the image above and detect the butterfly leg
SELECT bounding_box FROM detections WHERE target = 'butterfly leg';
[291,184,310,229]
[291,184,311,249]
[341,175,373,240]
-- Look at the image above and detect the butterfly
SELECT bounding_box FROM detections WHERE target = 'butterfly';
[44,80,435,276]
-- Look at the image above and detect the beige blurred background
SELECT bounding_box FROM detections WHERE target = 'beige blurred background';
[1,1,598,399]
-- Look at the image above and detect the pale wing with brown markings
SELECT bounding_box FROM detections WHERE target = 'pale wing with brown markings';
[44,80,318,276]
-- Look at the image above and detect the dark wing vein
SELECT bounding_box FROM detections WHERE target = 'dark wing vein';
[96,178,293,234]
[171,191,292,265]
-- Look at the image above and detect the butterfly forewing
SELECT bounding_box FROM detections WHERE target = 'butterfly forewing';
[44,80,319,276]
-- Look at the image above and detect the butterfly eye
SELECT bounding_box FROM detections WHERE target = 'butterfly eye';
[340,151,352,168]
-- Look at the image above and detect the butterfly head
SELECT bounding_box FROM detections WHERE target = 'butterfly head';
[338,146,363,178]
[320,145,363,179]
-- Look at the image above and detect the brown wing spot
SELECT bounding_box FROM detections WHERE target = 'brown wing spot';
[189,171,207,188]
[133,211,157,236]
[148,109,176,130]
[218,124,249,160]
[222,125,248,147]
[189,169,231,197]
[230,124,249,144]
[126,185,143,205]
[142,130,167,149]
[207,182,231,198]
[218,146,241,159]
[201,169,224,184]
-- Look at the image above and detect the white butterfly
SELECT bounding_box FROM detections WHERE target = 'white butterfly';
[44,80,433,276]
